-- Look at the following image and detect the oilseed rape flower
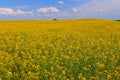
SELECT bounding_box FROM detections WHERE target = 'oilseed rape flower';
[7,71,12,76]
[0,19,120,80]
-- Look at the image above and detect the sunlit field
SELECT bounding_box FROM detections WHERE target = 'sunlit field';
[0,19,120,80]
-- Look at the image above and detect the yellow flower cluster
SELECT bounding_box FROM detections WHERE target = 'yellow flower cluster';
[0,19,120,80]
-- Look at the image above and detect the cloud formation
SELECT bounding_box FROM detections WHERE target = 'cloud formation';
[0,0,120,19]
[72,8,78,12]
[0,8,33,15]
[37,7,59,13]
[74,0,120,19]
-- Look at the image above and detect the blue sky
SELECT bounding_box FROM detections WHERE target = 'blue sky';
[0,0,120,20]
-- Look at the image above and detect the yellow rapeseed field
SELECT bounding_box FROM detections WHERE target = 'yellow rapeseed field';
[0,19,120,80]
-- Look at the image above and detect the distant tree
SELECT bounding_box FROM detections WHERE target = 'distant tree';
[53,19,58,20]
[116,19,120,21]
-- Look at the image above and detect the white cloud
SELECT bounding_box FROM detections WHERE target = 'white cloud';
[37,7,59,13]
[0,8,33,15]
[15,10,33,15]
[58,1,64,5]
[37,8,49,13]
[74,0,120,19]
[72,8,78,12]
